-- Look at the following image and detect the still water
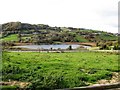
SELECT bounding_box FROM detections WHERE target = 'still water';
[15,44,90,49]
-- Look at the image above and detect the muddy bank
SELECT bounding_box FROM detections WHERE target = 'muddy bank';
[64,42,96,47]
[14,42,96,47]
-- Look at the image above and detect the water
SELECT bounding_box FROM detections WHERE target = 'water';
[14,44,91,50]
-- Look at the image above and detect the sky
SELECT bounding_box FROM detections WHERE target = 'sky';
[0,0,119,33]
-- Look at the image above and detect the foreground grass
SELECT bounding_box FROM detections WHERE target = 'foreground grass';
[2,51,118,89]
[1,85,19,90]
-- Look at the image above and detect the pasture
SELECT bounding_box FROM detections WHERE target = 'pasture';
[2,51,119,89]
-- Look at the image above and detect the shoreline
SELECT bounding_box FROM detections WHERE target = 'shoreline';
[14,42,96,47]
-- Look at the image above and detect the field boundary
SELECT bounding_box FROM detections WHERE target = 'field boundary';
[6,50,119,53]
[56,82,120,90]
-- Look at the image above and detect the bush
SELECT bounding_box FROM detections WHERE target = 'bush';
[68,45,72,50]
[28,74,65,90]
[113,45,120,50]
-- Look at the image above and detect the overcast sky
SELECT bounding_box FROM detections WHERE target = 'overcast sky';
[0,0,119,33]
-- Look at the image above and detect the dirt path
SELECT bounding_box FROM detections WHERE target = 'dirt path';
[91,72,120,86]
[0,81,30,88]
[90,50,119,53]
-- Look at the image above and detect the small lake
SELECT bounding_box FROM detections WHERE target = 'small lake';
[14,44,91,50]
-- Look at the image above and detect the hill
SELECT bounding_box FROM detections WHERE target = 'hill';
[1,22,118,45]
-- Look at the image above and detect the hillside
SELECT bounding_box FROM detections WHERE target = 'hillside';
[1,22,118,45]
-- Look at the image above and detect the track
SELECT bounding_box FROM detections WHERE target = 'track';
[56,82,120,90]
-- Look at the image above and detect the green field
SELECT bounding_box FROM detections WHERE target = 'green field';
[75,35,88,42]
[2,51,119,89]
[97,34,117,41]
[2,34,18,41]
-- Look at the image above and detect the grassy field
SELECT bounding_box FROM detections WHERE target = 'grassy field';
[75,35,88,42]
[2,34,18,41]
[2,51,119,89]
[97,34,117,41]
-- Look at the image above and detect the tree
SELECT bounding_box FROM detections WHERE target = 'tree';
[113,44,120,50]
[18,31,22,42]
[68,45,72,50]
